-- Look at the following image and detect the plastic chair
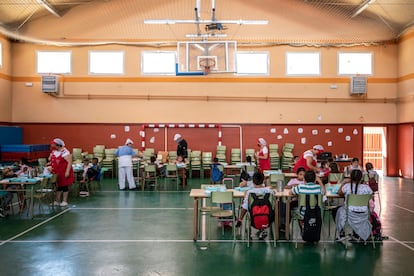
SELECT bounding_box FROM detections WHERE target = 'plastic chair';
[164,164,179,190]
[328,173,344,184]
[142,164,158,191]
[244,192,276,248]
[208,191,236,244]
[25,177,54,215]
[269,173,285,188]
[291,194,324,249]
[342,194,375,249]
[363,173,381,216]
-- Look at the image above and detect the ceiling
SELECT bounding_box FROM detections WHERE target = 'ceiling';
[0,0,414,46]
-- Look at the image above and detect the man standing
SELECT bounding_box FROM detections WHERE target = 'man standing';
[115,138,137,190]
[174,134,188,160]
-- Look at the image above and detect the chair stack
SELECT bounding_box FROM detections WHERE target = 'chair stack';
[102,148,116,178]
[231,148,241,165]
[216,145,227,163]
[202,151,213,178]
[245,149,256,163]
[143,148,155,162]
[269,144,280,170]
[72,148,83,164]
[190,150,201,178]
[281,143,294,171]
[93,145,105,162]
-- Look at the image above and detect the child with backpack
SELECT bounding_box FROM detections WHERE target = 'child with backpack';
[211,157,223,184]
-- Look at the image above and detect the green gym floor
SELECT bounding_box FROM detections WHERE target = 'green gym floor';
[0,175,413,276]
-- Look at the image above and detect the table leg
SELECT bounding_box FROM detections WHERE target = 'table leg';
[193,198,199,241]
[285,198,291,240]
[274,197,280,240]
[29,186,34,219]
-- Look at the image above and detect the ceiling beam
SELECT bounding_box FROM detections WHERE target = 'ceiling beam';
[351,0,376,18]
[36,0,62,17]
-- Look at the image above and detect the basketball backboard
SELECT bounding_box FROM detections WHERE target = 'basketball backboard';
[177,41,237,75]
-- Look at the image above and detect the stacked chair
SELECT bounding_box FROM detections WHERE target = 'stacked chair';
[281,143,295,171]
[231,148,241,165]
[72,148,83,164]
[216,145,227,163]
[143,148,155,162]
[202,151,213,178]
[93,145,105,162]
[190,150,201,178]
[168,151,177,163]
[245,149,256,163]
[102,148,116,179]
[269,144,280,170]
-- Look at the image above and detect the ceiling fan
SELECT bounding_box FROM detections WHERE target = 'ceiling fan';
[144,0,268,38]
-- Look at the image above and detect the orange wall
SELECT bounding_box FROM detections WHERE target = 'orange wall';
[397,124,414,179]
[0,36,11,122]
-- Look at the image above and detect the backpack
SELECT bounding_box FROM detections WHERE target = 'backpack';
[249,193,275,230]
[367,175,378,192]
[370,211,382,238]
[211,163,222,183]
[302,194,322,242]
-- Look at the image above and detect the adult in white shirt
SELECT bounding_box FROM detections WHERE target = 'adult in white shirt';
[115,138,137,190]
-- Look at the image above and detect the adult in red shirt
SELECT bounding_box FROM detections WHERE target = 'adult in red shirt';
[49,138,74,207]
[255,138,271,171]
[293,145,324,173]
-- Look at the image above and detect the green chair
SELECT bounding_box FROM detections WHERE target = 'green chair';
[142,164,158,191]
[208,191,236,244]
[164,164,179,190]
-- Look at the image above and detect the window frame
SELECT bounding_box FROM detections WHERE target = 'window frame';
[285,52,321,76]
[338,52,373,76]
[36,50,72,74]
[236,51,270,76]
[88,50,125,75]
[141,51,177,75]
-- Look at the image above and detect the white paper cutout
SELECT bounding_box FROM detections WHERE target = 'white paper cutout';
[325,129,331,134]
[110,134,116,139]
[283,128,289,134]
[139,131,145,137]
[270,128,276,133]
[353,129,358,135]
[298,128,303,134]
[338,128,343,133]
[327,141,333,147]
[312,129,318,135]
[277,135,283,140]
[317,115,322,121]
[149,136,155,143]
[345,136,351,141]
[124,126,130,132]
[154,128,159,133]
[301,137,306,144]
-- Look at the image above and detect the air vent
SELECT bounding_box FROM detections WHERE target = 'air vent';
[41,75,58,93]
[350,76,367,95]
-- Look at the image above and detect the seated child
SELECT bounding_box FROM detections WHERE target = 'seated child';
[79,159,92,183]
[319,160,331,184]
[15,158,32,176]
[86,157,100,181]
[286,167,306,188]
[1,167,20,216]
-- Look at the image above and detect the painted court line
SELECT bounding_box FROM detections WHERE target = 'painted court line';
[73,207,193,210]
[0,208,71,246]
[388,236,414,252]
[394,204,414,214]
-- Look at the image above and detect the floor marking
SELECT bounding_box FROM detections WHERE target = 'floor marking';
[73,207,193,210]
[388,236,414,252]
[394,204,414,214]
[0,208,70,246]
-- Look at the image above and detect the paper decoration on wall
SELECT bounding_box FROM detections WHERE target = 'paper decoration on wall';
[317,114,323,121]
[325,129,331,134]
[298,128,303,134]
[353,129,358,135]
[312,129,318,135]
[124,126,130,132]
[345,136,351,142]
[110,134,116,139]
[328,141,333,147]
[338,128,344,133]
[154,128,159,133]
[139,131,145,137]
[270,128,276,133]
[283,128,289,134]
[301,137,306,144]
[277,135,283,140]
[149,136,155,143]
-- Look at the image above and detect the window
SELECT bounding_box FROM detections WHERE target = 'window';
[141,51,176,75]
[286,52,320,75]
[236,52,269,75]
[89,51,124,75]
[37,51,71,74]
[338,52,372,75]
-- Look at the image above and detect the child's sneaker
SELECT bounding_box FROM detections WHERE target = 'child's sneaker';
[60,201,68,207]
[52,201,59,206]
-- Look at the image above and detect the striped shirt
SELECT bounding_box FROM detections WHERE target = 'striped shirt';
[291,182,322,216]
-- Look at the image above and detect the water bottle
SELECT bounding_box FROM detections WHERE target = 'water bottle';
[28,169,33,178]
[276,180,284,192]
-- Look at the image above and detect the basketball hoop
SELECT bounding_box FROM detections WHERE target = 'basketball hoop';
[199,58,216,75]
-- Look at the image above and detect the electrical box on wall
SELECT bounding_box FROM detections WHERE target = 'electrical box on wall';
[41,75,58,94]
[350,76,367,95]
